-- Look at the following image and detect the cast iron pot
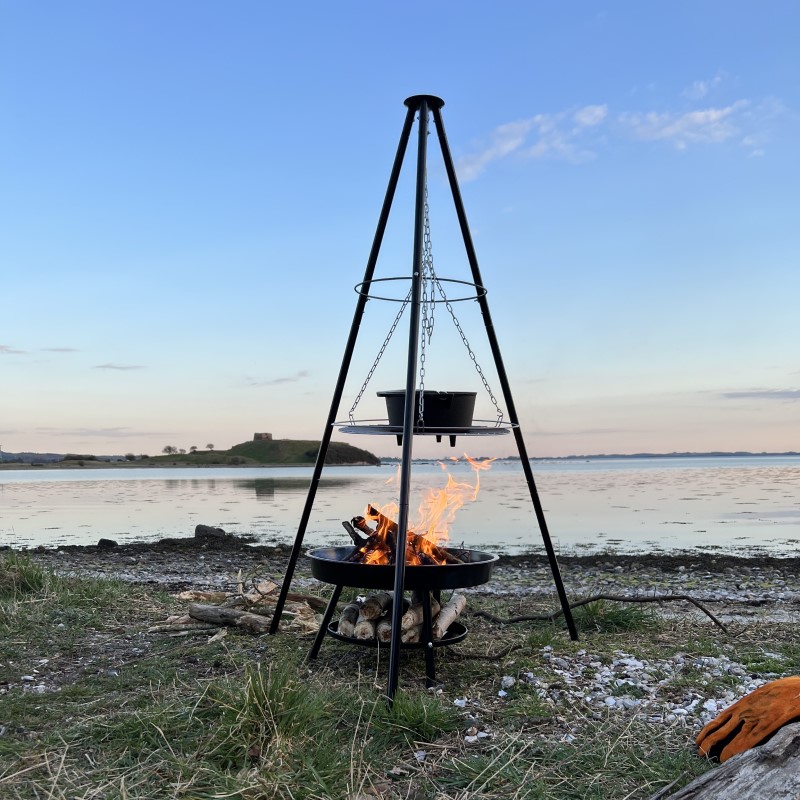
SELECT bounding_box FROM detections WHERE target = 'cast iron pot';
[377,390,477,428]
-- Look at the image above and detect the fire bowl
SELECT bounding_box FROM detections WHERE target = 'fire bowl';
[307,546,498,591]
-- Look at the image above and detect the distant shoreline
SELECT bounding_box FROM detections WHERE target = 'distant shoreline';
[0,461,376,471]
[2,450,798,471]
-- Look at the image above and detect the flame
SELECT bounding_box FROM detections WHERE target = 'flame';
[353,455,494,565]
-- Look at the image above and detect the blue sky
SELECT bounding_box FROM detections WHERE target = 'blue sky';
[2,1,798,459]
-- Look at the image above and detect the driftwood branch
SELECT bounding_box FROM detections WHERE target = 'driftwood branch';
[188,603,272,634]
[644,722,800,799]
[472,593,728,632]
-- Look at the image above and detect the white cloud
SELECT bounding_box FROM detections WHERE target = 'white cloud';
[456,119,535,182]
[456,91,781,180]
[246,370,310,387]
[573,104,608,127]
[457,104,606,181]
[682,72,725,101]
[36,426,171,438]
[618,101,749,150]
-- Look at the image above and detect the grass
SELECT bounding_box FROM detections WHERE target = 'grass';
[572,600,659,634]
[0,553,792,799]
[142,438,381,466]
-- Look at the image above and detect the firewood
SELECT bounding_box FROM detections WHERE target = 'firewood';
[428,541,465,565]
[351,516,374,535]
[342,520,368,547]
[337,601,361,637]
[432,593,466,639]
[366,505,398,535]
[359,591,392,620]
[354,615,377,640]
[376,617,393,643]
[366,504,464,564]
[401,592,441,631]
[345,546,366,562]
[401,624,422,644]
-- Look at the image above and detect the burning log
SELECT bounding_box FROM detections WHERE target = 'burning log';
[341,521,368,548]
[433,593,466,639]
[337,601,361,638]
[366,505,465,564]
[351,515,373,535]
[401,591,441,631]
[366,505,399,535]
[343,506,465,566]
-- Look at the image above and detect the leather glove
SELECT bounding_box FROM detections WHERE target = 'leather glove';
[696,676,800,762]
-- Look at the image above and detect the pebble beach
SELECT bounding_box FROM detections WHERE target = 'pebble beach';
[12,535,800,739]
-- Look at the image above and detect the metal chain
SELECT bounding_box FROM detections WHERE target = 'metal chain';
[350,166,503,428]
[433,276,504,425]
[348,289,411,422]
[418,173,435,426]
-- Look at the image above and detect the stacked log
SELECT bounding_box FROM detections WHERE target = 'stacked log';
[335,591,465,643]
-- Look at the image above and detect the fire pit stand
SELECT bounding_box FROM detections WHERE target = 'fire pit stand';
[305,545,497,686]
[268,95,578,704]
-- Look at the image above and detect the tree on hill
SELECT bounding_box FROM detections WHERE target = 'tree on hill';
[206,443,214,451]
[162,445,177,455]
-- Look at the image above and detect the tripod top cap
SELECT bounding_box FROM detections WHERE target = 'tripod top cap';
[404,95,445,110]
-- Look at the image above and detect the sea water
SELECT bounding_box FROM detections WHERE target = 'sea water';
[1,456,798,556]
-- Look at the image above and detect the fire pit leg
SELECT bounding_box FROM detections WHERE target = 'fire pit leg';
[308,584,343,660]
[421,590,437,687]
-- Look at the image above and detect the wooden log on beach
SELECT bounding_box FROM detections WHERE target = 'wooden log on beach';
[188,603,272,634]
[645,722,800,800]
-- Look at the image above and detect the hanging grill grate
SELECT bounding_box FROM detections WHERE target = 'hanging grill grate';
[341,173,512,445]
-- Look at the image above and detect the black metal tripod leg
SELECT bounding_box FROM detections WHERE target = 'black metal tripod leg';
[308,584,343,660]
[431,104,578,641]
[268,104,416,636]
[421,591,437,687]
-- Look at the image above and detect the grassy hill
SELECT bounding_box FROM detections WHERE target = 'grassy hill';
[146,439,380,466]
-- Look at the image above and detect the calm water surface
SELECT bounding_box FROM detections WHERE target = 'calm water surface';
[1,456,798,556]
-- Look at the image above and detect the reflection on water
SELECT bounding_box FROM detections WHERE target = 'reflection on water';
[1,458,798,556]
